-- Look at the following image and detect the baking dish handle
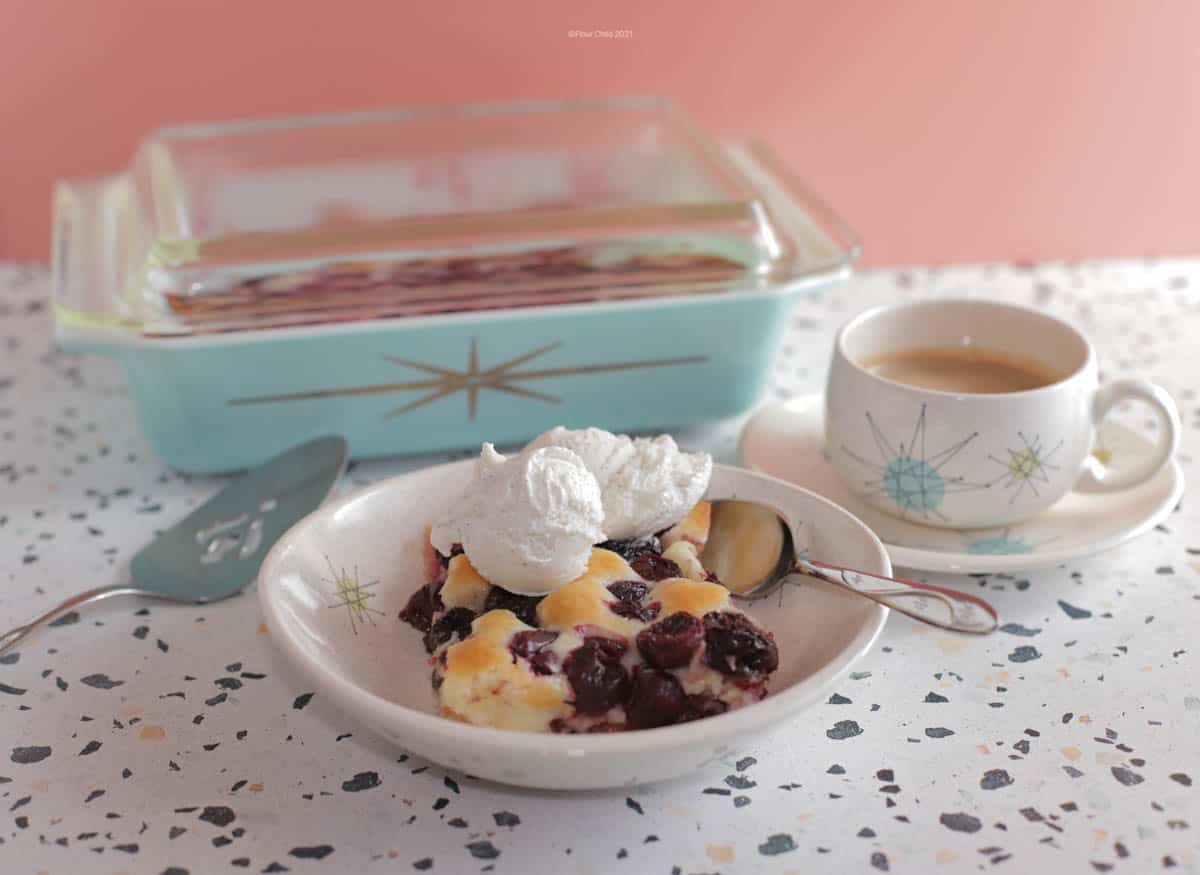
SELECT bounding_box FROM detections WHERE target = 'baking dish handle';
[52,174,141,354]
[725,140,862,287]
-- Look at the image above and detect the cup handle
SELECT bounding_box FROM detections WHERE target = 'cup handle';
[1076,378,1181,491]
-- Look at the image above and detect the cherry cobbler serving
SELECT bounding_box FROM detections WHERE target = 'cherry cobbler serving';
[400,503,779,733]
[398,427,780,734]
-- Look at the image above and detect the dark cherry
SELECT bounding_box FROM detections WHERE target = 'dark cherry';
[564,638,631,715]
[399,581,444,634]
[509,629,559,676]
[607,580,660,621]
[630,553,682,581]
[679,693,729,722]
[422,607,476,653]
[586,635,628,664]
[610,600,661,622]
[484,586,542,627]
[636,612,704,669]
[529,651,556,676]
[626,667,687,730]
[597,535,661,562]
[607,580,650,603]
[702,611,779,678]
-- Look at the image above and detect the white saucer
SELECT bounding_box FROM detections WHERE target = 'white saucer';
[739,395,1185,573]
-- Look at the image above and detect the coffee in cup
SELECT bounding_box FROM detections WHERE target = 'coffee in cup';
[860,346,1062,394]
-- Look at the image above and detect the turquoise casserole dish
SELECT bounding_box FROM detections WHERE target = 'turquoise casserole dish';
[51,98,859,472]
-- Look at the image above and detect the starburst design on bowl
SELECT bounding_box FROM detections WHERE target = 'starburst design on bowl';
[323,557,383,634]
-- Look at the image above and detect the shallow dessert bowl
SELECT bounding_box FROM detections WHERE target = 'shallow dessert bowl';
[258,461,889,790]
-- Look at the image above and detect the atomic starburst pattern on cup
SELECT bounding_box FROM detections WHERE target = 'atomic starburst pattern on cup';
[841,404,993,522]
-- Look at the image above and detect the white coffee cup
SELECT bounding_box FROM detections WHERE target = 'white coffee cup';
[825,299,1181,529]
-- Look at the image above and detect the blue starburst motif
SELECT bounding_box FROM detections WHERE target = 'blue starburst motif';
[882,457,945,512]
[963,527,1059,555]
[966,534,1036,555]
[842,404,990,522]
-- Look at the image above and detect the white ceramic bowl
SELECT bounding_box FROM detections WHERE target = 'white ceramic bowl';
[257,461,889,790]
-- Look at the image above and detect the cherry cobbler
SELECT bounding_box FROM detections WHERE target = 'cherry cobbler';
[159,246,744,335]
[400,502,780,733]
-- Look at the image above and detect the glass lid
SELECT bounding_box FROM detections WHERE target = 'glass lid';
[53,97,859,337]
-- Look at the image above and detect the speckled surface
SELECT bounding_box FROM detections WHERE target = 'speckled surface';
[1,261,1197,874]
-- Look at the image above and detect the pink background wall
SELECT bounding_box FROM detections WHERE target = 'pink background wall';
[2,0,1197,266]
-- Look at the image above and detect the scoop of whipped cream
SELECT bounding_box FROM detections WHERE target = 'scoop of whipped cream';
[430,443,604,595]
[525,427,712,540]
[433,428,712,595]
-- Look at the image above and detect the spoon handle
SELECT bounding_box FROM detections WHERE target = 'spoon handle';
[0,585,148,656]
[797,559,999,634]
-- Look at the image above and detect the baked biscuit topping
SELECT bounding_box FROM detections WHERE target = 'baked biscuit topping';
[401,499,781,733]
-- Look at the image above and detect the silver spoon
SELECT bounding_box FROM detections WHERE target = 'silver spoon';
[702,500,999,634]
[0,436,348,655]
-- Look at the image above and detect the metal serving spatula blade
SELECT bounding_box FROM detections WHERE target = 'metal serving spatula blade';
[0,435,348,655]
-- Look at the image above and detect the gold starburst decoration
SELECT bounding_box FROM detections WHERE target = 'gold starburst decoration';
[229,338,706,421]
[987,431,1063,502]
[323,557,384,634]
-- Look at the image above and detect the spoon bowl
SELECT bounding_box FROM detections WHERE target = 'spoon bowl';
[703,499,999,634]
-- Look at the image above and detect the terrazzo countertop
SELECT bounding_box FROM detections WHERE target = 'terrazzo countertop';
[2,260,1198,874]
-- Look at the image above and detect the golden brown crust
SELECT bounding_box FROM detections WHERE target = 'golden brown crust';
[443,609,522,675]
[440,609,570,731]
[662,500,712,550]
[535,549,642,636]
[651,577,730,618]
[440,554,491,611]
